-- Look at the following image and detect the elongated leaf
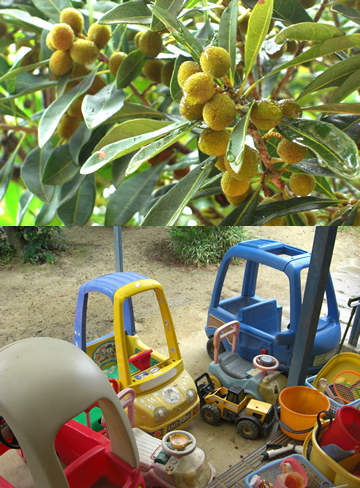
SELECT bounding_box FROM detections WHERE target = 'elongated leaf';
[170,55,188,102]
[38,71,97,147]
[58,173,83,207]
[69,124,92,164]
[0,9,53,30]
[0,136,24,200]
[21,146,55,202]
[42,145,79,185]
[82,83,125,129]
[221,188,260,225]
[218,0,238,85]
[99,0,152,23]
[105,164,164,225]
[0,99,29,119]
[244,0,311,23]
[32,0,70,21]
[143,159,213,225]
[332,4,360,26]
[277,118,360,179]
[127,121,195,174]
[57,174,95,225]
[276,23,343,44]
[81,121,184,174]
[116,49,145,89]
[106,101,164,125]
[243,0,274,88]
[226,102,254,173]
[329,68,360,103]
[298,55,360,100]
[292,159,338,178]
[17,190,34,225]
[152,0,186,31]
[0,58,48,84]
[35,188,62,225]
[304,103,360,115]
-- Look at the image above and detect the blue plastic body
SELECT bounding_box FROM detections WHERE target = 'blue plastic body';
[205,239,341,374]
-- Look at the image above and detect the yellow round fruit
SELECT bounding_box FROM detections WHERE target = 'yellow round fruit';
[200,46,231,78]
[215,155,227,172]
[179,96,203,121]
[87,24,111,49]
[60,8,84,34]
[46,32,55,51]
[70,39,99,66]
[277,138,307,164]
[221,171,250,197]
[264,217,286,226]
[183,72,216,105]
[278,99,302,118]
[142,59,163,82]
[49,50,72,76]
[87,75,106,95]
[289,173,315,196]
[109,51,127,77]
[225,188,251,205]
[57,114,81,139]
[161,60,175,86]
[177,61,201,88]
[134,31,143,48]
[138,30,162,58]
[71,63,90,78]
[224,145,259,179]
[203,93,236,131]
[198,128,230,156]
[250,99,282,131]
[68,96,84,118]
[49,23,74,51]
[304,211,317,225]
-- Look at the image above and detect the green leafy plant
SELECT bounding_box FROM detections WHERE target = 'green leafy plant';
[1,0,360,225]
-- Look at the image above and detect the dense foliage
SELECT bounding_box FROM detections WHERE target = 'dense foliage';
[1,0,360,225]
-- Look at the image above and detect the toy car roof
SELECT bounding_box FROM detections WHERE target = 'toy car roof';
[77,272,150,302]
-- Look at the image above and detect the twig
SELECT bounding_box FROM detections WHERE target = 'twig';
[314,0,329,22]
[0,124,37,134]
[256,55,263,98]
[173,141,192,154]
[271,42,305,99]
[129,82,150,106]
[188,204,213,225]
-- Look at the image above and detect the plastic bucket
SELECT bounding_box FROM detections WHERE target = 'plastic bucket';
[278,386,330,441]
[320,405,360,451]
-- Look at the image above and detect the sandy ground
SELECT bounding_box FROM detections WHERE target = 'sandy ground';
[0,226,360,486]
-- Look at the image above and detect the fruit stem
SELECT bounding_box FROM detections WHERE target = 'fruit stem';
[129,83,150,106]
[0,123,37,134]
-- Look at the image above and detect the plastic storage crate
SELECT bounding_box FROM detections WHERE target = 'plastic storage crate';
[305,375,360,415]
[244,454,333,488]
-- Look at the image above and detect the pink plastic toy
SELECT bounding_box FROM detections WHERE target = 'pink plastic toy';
[273,457,308,488]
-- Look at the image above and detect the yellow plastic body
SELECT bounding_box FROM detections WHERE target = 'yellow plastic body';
[312,352,360,388]
[245,399,272,422]
[205,387,251,416]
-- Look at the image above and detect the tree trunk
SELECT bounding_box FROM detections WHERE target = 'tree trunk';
[2,227,26,257]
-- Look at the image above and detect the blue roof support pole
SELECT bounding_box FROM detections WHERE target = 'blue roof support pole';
[114,226,123,272]
[287,226,337,386]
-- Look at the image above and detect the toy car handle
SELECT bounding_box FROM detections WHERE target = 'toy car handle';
[117,388,136,427]
[213,321,240,364]
[253,354,279,373]
[0,417,20,449]
[162,430,196,457]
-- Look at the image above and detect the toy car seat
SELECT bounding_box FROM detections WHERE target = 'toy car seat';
[213,321,250,379]
[0,337,143,488]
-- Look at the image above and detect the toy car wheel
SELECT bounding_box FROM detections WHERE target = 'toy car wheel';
[200,404,221,425]
[236,418,260,440]
[206,337,225,360]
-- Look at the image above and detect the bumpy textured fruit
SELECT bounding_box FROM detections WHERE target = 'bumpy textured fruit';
[138,30,162,58]
[289,173,315,196]
[60,8,84,34]
[215,156,227,172]
[109,51,127,77]
[49,24,74,51]
[183,72,216,105]
[70,39,99,66]
[299,0,317,7]
[200,46,231,78]
[68,96,84,118]
[224,145,259,179]
[161,60,175,86]
[250,100,282,131]
[221,171,250,197]
[177,61,201,88]
[179,96,203,121]
[49,50,72,76]
[225,188,251,206]
[203,93,236,131]
[88,75,106,95]
[278,99,302,118]
[277,138,307,164]
[46,32,55,51]
[57,114,81,139]
[71,63,90,78]
[198,129,230,156]
[87,24,111,49]
[142,59,163,82]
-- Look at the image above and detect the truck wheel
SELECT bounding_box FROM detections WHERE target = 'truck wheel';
[236,418,260,440]
[206,336,225,360]
[201,404,221,425]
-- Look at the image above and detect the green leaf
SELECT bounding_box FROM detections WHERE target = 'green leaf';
[152,0,186,31]
[82,83,125,129]
[170,55,188,103]
[38,70,97,148]
[291,159,338,178]
[127,121,195,174]
[142,159,213,225]
[0,9,53,31]
[271,0,312,23]
[0,135,25,201]
[81,121,184,174]
[226,102,254,173]
[17,190,34,225]
[21,146,55,202]
[329,68,360,103]
[221,188,260,225]
[0,58,49,84]
[218,0,238,85]
[32,0,70,21]
[332,4,360,26]
[105,101,164,124]
[0,99,29,119]
[98,0,152,23]
[298,55,360,100]
[304,103,360,115]
[277,118,360,179]
[276,22,343,44]
[35,188,62,225]
[243,0,274,88]
[42,145,79,185]
[57,174,95,225]
[116,49,145,89]
[105,164,164,225]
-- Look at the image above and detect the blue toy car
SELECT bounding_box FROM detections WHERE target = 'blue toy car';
[205,239,341,374]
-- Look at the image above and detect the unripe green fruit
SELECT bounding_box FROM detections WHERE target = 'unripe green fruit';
[109,51,127,77]
[224,145,259,179]
[250,99,282,131]
[299,0,317,8]
[289,173,315,196]
[49,50,72,76]
[200,46,231,78]
[87,24,111,49]
[177,61,202,88]
[161,60,175,86]
[60,8,84,34]
[49,23,74,51]
[203,93,236,131]
[183,72,216,105]
[70,39,99,66]
[277,138,307,164]
[179,96,203,121]
[221,171,250,197]
[46,32,55,51]
[142,59,163,82]
[134,31,143,48]
[138,30,162,58]
[57,114,81,139]
[278,99,302,118]
[198,128,230,156]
